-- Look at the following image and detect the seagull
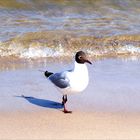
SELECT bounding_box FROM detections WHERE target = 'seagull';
[44,51,92,113]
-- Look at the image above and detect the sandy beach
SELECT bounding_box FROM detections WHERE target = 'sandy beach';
[1,111,140,139]
[0,58,140,139]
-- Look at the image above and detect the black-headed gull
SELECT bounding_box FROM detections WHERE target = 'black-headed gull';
[44,51,92,113]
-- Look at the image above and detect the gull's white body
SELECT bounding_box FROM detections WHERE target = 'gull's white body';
[59,61,89,95]
[46,51,91,113]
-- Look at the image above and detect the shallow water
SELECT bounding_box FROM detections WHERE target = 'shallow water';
[0,0,140,38]
[0,0,140,58]
[0,59,140,113]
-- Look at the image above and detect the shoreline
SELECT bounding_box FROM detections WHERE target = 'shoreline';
[0,55,140,72]
[0,58,140,113]
[0,58,140,139]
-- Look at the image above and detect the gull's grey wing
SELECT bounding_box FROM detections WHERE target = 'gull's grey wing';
[49,72,70,88]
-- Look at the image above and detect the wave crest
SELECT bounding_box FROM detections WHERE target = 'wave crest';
[0,32,140,59]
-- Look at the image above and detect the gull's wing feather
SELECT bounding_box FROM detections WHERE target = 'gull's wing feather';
[49,72,70,89]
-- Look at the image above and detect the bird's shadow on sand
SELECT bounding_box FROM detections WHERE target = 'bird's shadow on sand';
[15,95,63,109]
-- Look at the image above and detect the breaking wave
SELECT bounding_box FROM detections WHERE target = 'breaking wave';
[0,32,140,59]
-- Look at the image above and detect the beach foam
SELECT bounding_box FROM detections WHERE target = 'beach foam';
[0,33,140,59]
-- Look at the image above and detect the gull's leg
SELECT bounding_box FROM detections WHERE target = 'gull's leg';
[62,95,64,105]
[62,95,67,105]
[62,95,72,113]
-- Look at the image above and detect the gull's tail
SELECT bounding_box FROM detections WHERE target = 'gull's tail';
[44,71,53,78]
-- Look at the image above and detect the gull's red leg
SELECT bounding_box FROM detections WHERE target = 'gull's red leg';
[62,95,72,113]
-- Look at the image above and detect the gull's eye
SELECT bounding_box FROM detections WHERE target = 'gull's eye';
[78,56,82,59]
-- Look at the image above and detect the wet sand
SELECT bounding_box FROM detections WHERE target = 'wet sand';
[0,58,140,139]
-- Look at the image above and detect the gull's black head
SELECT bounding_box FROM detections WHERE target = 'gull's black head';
[75,51,92,64]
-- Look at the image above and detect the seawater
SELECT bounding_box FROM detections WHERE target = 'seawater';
[0,0,140,59]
